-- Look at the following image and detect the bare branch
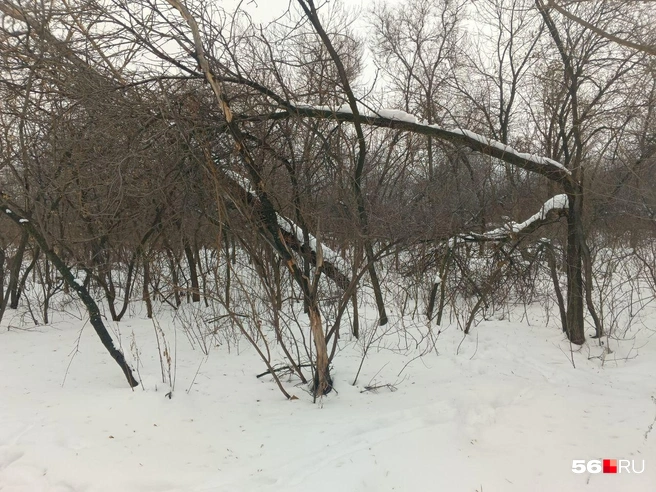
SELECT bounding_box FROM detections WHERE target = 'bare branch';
[546,0,656,56]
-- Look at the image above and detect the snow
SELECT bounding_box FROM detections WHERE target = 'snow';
[375,109,418,124]
[516,153,571,174]
[293,103,333,113]
[447,236,460,249]
[1,302,655,491]
[74,278,84,287]
[5,208,11,214]
[451,127,491,145]
[18,219,28,224]
[336,103,352,114]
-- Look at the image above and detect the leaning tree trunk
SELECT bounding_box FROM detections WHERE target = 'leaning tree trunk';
[0,204,139,387]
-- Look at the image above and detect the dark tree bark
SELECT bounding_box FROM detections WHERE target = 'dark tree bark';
[536,0,598,345]
[8,230,28,309]
[0,201,138,388]
[224,233,232,309]
[0,248,7,323]
[143,258,153,319]
[15,244,39,313]
[564,187,586,344]
[164,243,182,307]
[184,239,201,303]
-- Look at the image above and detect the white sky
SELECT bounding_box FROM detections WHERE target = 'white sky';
[220,0,290,23]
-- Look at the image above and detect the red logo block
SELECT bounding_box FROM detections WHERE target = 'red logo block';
[603,459,617,474]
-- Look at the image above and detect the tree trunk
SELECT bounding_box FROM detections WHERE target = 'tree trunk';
[111,254,136,322]
[184,240,200,303]
[15,245,39,311]
[351,243,360,338]
[427,247,451,326]
[9,230,29,309]
[565,190,586,345]
[143,258,153,319]
[97,270,120,322]
[308,301,332,397]
[0,248,7,323]
[224,235,232,309]
[581,237,603,338]
[545,242,568,334]
[165,246,182,307]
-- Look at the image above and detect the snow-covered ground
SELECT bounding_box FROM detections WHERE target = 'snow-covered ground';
[1,302,655,492]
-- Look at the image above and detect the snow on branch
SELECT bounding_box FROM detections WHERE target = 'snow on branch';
[483,194,569,239]
[276,215,348,273]
[254,104,573,184]
[219,168,350,288]
[450,194,569,246]
[432,194,568,285]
